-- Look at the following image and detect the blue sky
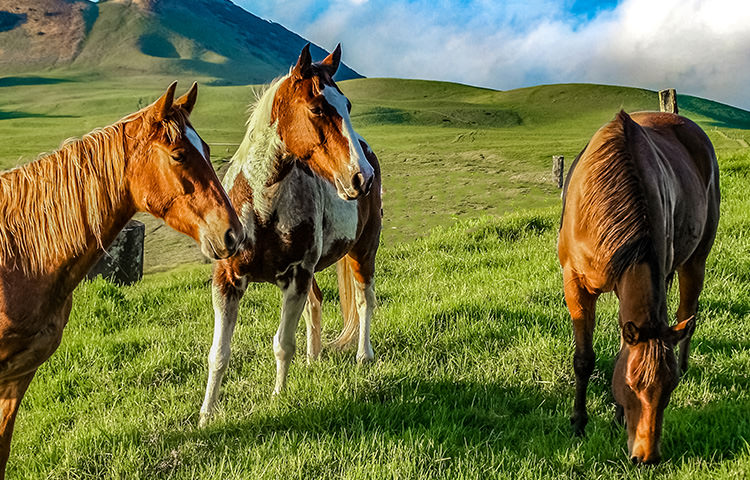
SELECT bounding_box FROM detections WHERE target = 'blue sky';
[237,0,750,110]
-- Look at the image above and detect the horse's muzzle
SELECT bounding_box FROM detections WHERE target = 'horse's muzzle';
[336,172,372,200]
[201,225,243,259]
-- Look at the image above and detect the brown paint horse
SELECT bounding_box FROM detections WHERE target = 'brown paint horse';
[199,44,382,425]
[558,111,720,464]
[0,83,241,477]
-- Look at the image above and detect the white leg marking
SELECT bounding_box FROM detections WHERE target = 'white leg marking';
[199,282,241,426]
[303,286,322,363]
[273,275,311,395]
[355,280,376,364]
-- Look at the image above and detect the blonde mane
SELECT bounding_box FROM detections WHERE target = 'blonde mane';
[223,75,289,217]
[0,108,188,274]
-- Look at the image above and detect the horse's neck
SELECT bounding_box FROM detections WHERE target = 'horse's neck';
[55,206,134,287]
[238,153,300,220]
[7,145,135,289]
[616,262,667,329]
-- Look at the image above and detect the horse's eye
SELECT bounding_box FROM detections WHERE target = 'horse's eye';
[310,106,323,116]
[172,152,187,163]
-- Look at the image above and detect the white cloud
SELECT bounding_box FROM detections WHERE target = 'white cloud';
[240,0,750,110]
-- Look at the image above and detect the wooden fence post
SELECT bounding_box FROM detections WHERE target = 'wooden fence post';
[87,219,145,285]
[659,89,678,114]
[553,155,564,189]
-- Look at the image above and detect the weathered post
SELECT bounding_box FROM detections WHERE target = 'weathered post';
[87,219,145,285]
[659,88,678,114]
[553,155,564,189]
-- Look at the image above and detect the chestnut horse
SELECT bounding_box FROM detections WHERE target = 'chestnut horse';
[199,44,381,425]
[0,82,241,478]
[558,111,719,464]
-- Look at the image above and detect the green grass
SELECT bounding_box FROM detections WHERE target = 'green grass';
[2,76,749,270]
[8,147,750,478]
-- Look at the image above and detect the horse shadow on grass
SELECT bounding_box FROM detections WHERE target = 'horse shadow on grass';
[150,301,750,474]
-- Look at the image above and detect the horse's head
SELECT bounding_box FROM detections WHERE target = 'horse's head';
[124,82,242,259]
[272,43,374,200]
[612,316,695,464]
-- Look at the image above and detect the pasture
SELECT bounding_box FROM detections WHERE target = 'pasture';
[1,76,750,478]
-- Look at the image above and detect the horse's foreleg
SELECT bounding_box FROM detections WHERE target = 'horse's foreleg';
[675,257,706,375]
[0,371,36,479]
[303,278,323,363]
[199,274,245,427]
[273,269,312,395]
[563,270,598,436]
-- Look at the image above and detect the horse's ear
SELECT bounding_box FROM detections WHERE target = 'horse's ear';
[665,316,696,345]
[320,43,341,76]
[291,43,313,80]
[150,81,177,123]
[623,321,640,346]
[174,82,198,115]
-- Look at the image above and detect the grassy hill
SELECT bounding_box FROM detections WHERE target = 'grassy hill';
[1,77,749,270]
[0,0,360,84]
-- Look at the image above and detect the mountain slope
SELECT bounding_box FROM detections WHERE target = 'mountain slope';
[0,0,361,84]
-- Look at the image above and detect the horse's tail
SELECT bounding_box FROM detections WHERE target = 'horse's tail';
[329,256,358,350]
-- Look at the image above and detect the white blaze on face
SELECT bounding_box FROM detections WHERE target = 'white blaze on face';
[185,125,209,161]
[321,85,374,180]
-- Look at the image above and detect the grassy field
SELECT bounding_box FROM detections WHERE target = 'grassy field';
[1,75,749,270]
[2,75,750,478]
[9,148,750,478]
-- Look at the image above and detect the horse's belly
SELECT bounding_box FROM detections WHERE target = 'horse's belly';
[317,197,358,270]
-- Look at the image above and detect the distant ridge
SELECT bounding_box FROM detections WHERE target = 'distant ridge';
[0,0,362,84]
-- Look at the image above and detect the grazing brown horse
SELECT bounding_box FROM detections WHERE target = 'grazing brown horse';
[199,44,382,425]
[0,83,241,478]
[558,110,720,464]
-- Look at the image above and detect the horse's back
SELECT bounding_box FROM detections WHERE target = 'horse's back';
[630,112,720,263]
[630,112,718,190]
[559,111,719,288]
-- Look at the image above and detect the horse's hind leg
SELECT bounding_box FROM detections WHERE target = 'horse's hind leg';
[675,256,707,374]
[563,269,598,436]
[333,254,376,364]
[354,274,376,364]
[273,269,312,394]
[200,267,246,427]
[303,278,323,363]
[0,371,36,479]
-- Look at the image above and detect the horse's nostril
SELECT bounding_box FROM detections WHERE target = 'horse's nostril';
[352,172,365,193]
[631,456,640,465]
[224,228,237,252]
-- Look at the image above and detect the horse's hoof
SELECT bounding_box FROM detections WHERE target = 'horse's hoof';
[570,414,588,436]
[198,413,212,428]
[306,353,321,364]
[356,349,374,365]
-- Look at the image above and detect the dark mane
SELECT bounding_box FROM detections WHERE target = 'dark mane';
[579,111,655,280]
[628,338,676,389]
